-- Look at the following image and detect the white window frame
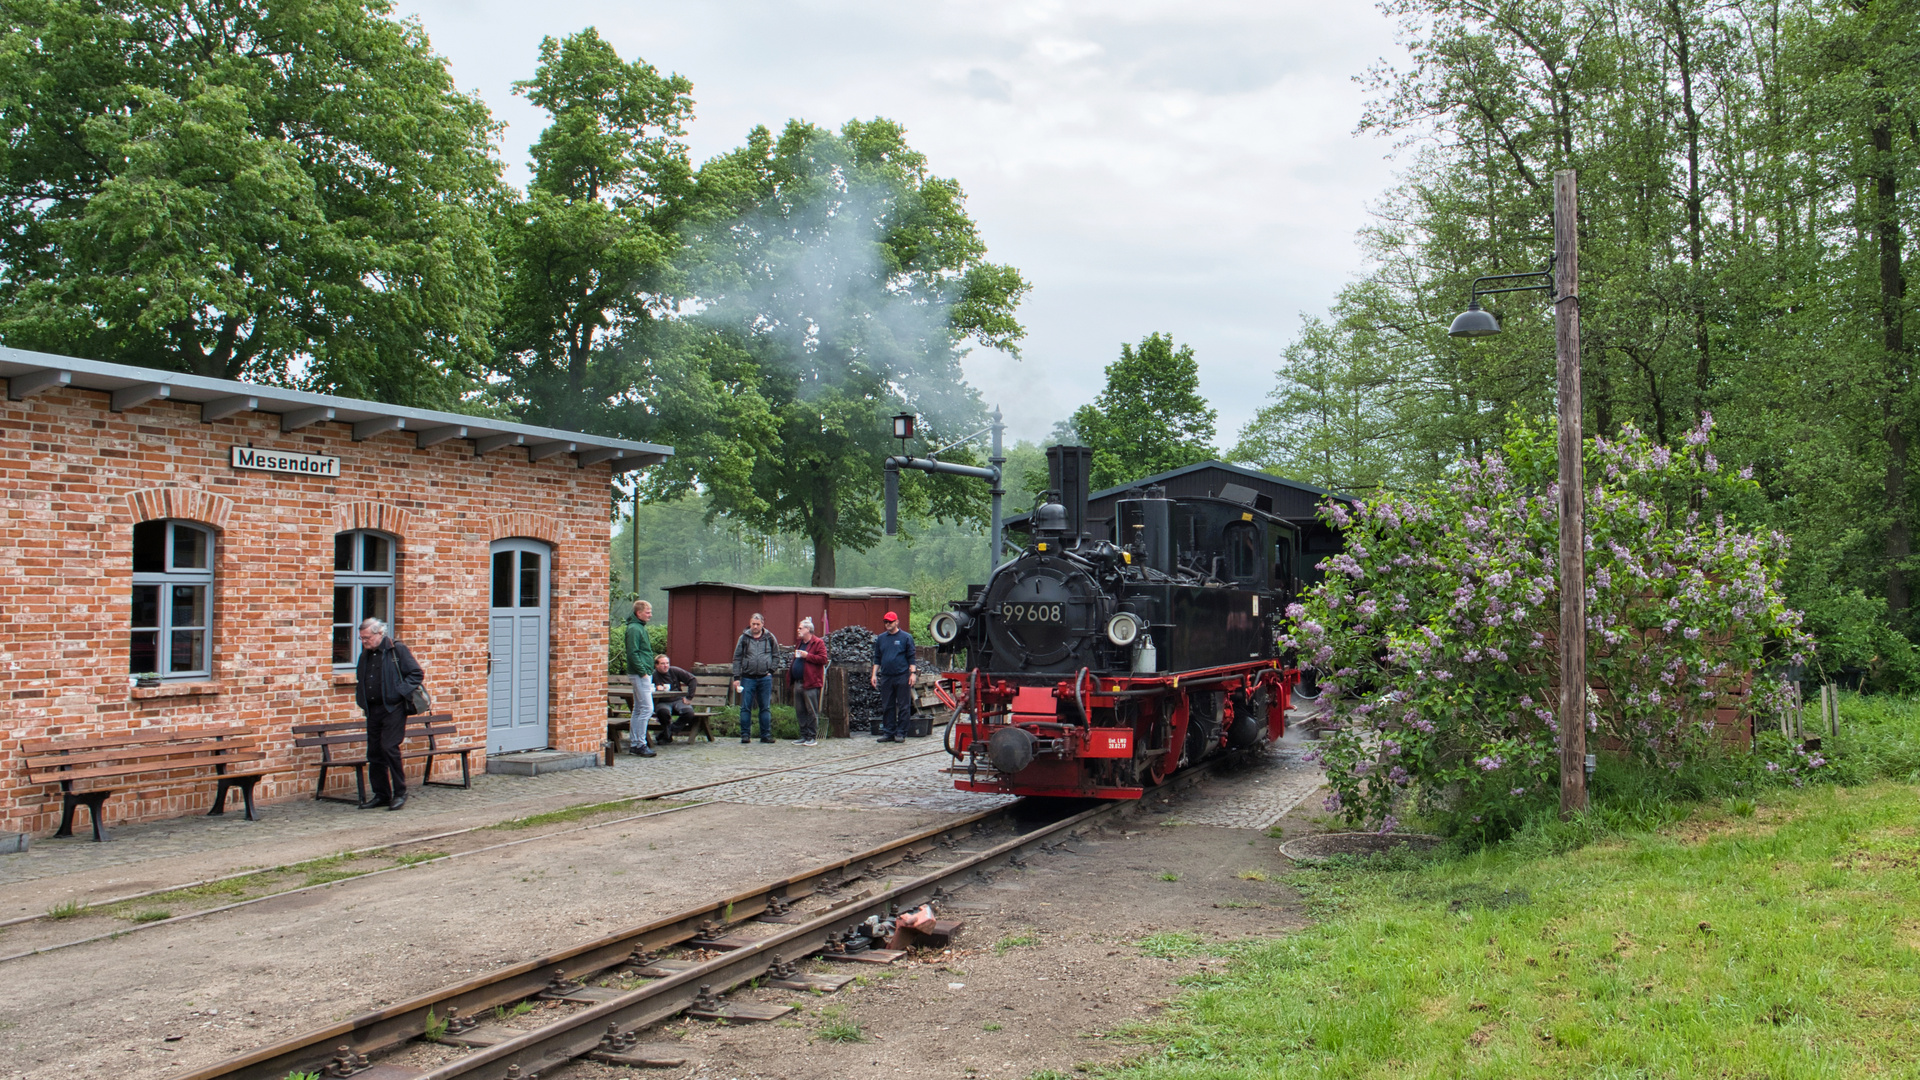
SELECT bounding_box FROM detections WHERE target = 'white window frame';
[333,530,398,669]
[131,520,215,680]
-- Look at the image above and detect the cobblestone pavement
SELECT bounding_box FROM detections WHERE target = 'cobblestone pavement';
[1,719,1327,911]
[1156,732,1328,831]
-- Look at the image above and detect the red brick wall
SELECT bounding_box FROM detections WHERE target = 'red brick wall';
[0,385,616,835]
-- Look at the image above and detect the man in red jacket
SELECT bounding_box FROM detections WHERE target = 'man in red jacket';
[792,617,830,746]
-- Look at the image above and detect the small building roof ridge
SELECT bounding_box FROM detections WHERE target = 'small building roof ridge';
[0,345,672,464]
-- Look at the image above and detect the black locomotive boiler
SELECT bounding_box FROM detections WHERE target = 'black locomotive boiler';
[930,446,1302,798]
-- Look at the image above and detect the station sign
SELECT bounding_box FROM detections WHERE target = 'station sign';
[230,445,341,478]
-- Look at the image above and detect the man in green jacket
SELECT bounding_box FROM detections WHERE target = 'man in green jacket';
[624,600,657,757]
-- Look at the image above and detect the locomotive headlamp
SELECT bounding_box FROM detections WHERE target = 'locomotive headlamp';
[929,610,965,645]
[1105,611,1142,647]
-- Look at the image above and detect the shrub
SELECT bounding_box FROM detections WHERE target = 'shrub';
[1287,416,1813,842]
[608,622,671,676]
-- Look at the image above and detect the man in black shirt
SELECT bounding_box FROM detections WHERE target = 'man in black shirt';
[650,654,698,742]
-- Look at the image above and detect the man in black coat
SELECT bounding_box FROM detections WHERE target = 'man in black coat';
[354,617,424,810]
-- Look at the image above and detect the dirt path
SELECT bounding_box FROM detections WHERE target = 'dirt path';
[0,802,959,1080]
[518,764,1331,1080]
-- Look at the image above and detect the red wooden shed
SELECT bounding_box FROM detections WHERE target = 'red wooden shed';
[663,583,911,668]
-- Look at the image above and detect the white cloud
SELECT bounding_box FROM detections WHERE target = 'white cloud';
[398,0,1405,446]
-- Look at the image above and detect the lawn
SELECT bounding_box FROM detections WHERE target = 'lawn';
[1116,697,1920,1079]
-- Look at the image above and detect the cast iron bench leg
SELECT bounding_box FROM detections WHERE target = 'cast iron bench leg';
[210,776,262,820]
[57,792,112,841]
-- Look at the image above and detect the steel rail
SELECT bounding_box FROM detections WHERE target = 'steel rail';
[413,799,1128,1080]
[179,800,1017,1080]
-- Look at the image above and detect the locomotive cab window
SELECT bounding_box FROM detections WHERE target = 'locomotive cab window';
[1224,522,1262,582]
[1273,535,1294,590]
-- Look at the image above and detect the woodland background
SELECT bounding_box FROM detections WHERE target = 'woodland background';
[2,0,1914,683]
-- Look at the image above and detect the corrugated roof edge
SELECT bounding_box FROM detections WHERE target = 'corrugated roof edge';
[1004,459,1358,531]
[1082,459,1357,504]
[0,345,671,471]
[663,582,911,597]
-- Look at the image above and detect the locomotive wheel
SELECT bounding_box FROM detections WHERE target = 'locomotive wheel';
[1144,749,1175,786]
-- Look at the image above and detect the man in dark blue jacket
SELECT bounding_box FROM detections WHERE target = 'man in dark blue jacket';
[869,611,917,743]
[354,617,424,810]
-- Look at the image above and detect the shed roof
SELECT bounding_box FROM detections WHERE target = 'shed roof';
[0,345,672,471]
[664,581,910,599]
[1006,459,1355,531]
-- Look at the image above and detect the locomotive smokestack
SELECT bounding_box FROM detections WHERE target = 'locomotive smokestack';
[1046,445,1094,540]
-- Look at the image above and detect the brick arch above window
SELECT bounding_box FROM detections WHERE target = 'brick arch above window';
[126,488,234,531]
[333,501,416,538]
[488,511,561,546]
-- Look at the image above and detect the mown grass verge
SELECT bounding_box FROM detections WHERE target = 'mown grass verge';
[1111,693,1920,1079]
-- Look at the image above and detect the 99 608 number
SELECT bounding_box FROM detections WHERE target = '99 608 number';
[999,602,1064,623]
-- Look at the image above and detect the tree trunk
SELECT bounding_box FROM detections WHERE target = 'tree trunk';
[809,489,839,587]
[1671,1,1713,418]
[1870,87,1912,625]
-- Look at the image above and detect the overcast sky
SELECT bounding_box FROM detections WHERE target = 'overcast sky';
[399,0,1408,446]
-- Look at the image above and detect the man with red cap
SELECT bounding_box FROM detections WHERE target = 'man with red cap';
[869,611,917,743]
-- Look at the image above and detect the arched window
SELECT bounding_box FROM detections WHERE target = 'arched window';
[131,520,215,678]
[333,531,396,666]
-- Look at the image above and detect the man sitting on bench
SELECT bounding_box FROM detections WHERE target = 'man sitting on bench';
[650,654,699,743]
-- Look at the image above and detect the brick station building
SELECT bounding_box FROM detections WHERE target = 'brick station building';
[0,346,671,836]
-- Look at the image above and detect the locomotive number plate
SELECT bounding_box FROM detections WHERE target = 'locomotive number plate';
[999,602,1064,623]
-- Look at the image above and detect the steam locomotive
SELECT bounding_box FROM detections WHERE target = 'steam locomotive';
[929,446,1302,799]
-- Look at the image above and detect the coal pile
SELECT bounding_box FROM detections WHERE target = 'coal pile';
[828,626,881,731]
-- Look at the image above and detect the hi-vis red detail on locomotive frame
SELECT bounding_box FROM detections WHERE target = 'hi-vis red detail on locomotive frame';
[935,662,1299,799]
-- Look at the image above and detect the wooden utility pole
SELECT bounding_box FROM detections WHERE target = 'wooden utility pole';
[1554,169,1589,818]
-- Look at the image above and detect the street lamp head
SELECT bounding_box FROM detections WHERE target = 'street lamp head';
[1448,299,1502,338]
[891,412,916,440]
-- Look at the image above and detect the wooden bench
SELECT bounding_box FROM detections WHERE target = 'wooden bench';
[23,724,279,842]
[291,714,478,805]
[607,677,717,745]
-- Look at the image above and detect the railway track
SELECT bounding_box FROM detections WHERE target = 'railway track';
[180,761,1220,1080]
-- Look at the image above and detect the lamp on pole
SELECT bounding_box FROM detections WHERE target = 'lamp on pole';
[1449,169,1588,819]
[883,408,1008,572]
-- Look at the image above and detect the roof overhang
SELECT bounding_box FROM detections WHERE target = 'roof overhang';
[0,346,672,472]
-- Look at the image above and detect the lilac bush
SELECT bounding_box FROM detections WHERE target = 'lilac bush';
[1286,417,1813,838]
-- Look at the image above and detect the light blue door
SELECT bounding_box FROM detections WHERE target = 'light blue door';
[488,539,550,753]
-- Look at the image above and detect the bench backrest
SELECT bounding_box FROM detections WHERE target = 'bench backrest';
[293,714,461,748]
[24,726,263,783]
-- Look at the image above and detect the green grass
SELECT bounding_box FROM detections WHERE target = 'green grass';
[1136,932,1216,960]
[993,932,1039,955]
[492,799,637,830]
[983,1021,1004,1031]
[126,908,172,924]
[1117,780,1920,1078]
[711,703,804,741]
[1158,871,1180,882]
[493,1001,534,1020]
[392,851,447,867]
[815,1018,866,1043]
[46,900,87,920]
[293,851,368,887]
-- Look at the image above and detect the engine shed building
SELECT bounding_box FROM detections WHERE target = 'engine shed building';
[0,346,671,836]
[1004,460,1353,584]
[664,583,910,669]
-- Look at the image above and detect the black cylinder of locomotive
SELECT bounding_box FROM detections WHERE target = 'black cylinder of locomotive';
[1115,494,1173,574]
[1046,445,1094,539]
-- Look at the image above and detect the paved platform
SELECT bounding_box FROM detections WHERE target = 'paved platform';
[0,718,1326,915]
